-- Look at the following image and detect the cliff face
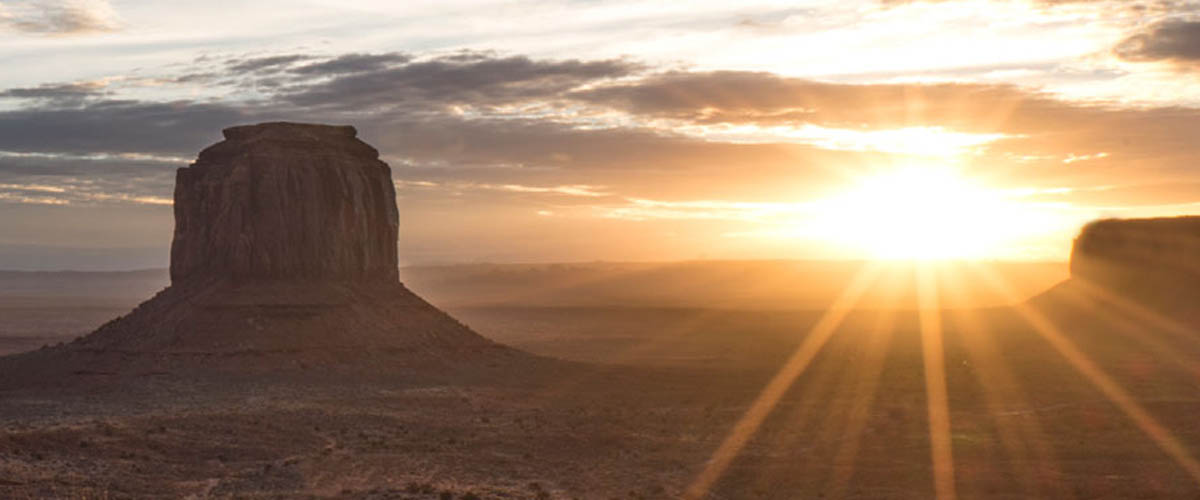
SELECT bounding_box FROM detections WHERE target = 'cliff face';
[170,122,399,284]
[1070,216,1200,294]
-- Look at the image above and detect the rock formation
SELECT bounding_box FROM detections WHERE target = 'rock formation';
[170,123,398,284]
[1070,216,1200,291]
[1056,214,1200,318]
[0,122,515,387]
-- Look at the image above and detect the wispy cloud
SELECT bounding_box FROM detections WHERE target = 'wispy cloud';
[226,54,315,73]
[396,179,611,198]
[485,183,610,197]
[0,192,71,205]
[0,0,120,35]
[0,182,66,193]
[0,185,172,206]
[672,123,1010,156]
[0,158,175,207]
[0,81,109,105]
[601,198,808,222]
[0,150,191,163]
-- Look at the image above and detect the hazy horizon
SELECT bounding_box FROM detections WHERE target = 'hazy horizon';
[0,248,1071,273]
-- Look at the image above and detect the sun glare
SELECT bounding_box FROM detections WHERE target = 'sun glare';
[809,165,1054,260]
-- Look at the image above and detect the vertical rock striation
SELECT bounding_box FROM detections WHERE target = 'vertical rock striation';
[170,122,399,284]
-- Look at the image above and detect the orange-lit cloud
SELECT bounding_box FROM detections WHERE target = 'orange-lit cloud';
[0,0,1198,266]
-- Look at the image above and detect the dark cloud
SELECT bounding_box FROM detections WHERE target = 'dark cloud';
[1115,20,1200,67]
[172,51,635,114]
[226,54,314,73]
[0,100,252,155]
[291,53,412,75]
[172,72,219,84]
[167,53,409,89]
[364,115,860,172]
[0,82,107,105]
[282,53,642,112]
[571,71,1086,132]
[570,70,1200,175]
[0,53,643,160]
[1,51,1198,208]
[1,0,119,34]
[3,53,1198,184]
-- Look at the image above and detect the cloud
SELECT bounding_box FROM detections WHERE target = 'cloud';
[291,53,413,75]
[281,52,642,112]
[601,198,806,222]
[1115,20,1200,68]
[1,50,1198,219]
[0,155,176,208]
[226,54,314,73]
[570,71,1087,133]
[0,0,120,34]
[570,70,1200,178]
[0,81,108,106]
[482,183,611,197]
[0,99,251,155]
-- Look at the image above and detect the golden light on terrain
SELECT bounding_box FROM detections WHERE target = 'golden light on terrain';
[806,165,1061,260]
[969,264,1200,485]
[682,263,883,500]
[917,263,956,500]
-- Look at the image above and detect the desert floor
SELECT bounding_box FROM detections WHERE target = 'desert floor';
[2,266,1199,498]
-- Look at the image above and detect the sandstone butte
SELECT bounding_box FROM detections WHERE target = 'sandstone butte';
[0,122,522,389]
[1068,216,1200,310]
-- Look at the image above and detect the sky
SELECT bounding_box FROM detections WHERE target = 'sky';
[1,0,1199,269]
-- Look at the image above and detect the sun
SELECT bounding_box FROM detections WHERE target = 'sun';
[808,165,1050,260]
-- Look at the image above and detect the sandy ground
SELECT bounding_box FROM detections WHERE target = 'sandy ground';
[3,280,1200,498]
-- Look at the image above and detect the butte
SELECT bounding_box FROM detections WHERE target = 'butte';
[0,122,529,390]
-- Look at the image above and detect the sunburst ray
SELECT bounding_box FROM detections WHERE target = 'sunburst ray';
[917,262,957,500]
[968,263,1200,485]
[942,265,1067,497]
[681,262,883,499]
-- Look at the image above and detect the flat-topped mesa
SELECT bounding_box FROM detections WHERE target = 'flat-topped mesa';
[169,122,399,284]
[0,121,517,386]
[1070,216,1200,294]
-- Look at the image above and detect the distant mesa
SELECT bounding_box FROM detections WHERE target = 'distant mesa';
[0,122,519,388]
[1071,216,1200,288]
[1068,216,1200,308]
